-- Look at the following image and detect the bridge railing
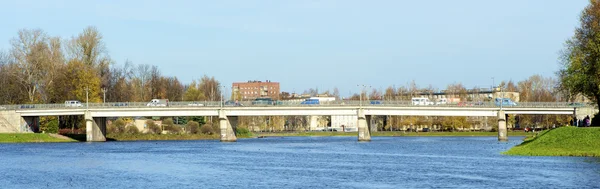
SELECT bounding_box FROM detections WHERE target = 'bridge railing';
[0,100,587,110]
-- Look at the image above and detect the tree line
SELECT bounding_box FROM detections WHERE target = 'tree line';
[0,26,223,105]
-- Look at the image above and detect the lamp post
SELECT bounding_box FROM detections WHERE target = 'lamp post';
[357,84,371,107]
[220,85,226,108]
[101,88,107,104]
[500,84,504,111]
[85,86,89,109]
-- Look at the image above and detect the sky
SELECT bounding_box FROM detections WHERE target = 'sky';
[0,0,590,97]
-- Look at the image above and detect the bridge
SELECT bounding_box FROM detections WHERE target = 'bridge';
[0,101,593,142]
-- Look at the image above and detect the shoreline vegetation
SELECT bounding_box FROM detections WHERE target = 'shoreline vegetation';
[0,131,535,143]
[503,127,600,157]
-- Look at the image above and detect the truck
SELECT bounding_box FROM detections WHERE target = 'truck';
[147,99,169,106]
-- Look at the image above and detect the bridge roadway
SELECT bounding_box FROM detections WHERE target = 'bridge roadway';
[0,101,588,142]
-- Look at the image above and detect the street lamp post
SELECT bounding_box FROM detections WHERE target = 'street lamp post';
[220,85,226,108]
[101,88,107,104]
[85,86,89,109]
[357,85,371,107]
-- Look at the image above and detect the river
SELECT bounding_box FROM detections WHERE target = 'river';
[0,136,598,188]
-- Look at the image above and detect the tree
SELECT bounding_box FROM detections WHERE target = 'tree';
[146,120,161,134]
[10,29,61,103]
[559,1,600,122]
[186,121,200,134]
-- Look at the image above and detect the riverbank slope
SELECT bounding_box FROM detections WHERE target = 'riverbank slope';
[503,127,600,157]
[0,133,76,143]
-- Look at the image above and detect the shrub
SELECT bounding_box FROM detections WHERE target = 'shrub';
[146,120,162,134]
[125,125,139,134]
[109,118,127,134]
[200,123,215,135]
[41,119,59,134]
[162,118,181,133]
[186,121,199,134]
[164,125,182,134]
[236,127,250,137]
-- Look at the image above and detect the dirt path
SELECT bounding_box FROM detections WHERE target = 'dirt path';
[48,133,73,140]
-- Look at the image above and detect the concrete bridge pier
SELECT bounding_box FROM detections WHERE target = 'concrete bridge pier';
[219,110,237,142]
[309,116,318,131]
[85,111,106,142]
[357,109,371,142]
[497,110,508,142]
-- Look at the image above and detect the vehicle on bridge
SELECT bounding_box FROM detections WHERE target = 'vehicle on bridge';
[252,98,274,105]
[225,100,243,106]
[64,100,83,107]
[301,99,319,105]
[412,97,434,105]
[187,102,204,106]
[370,100,382,105]
[114,102,128,107]
[568,102,586,107]
[494,98,517,106]
[20,104,35,109]
[147,99,169,106]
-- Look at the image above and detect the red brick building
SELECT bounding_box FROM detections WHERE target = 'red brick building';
[232,80,280,100]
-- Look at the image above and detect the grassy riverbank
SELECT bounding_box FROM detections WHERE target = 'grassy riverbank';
[0,133,76,143]
[255,131,533,137]
[503,127,600,157]
[106,133,221,141]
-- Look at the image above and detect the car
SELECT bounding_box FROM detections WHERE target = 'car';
[20,104,35,109]
[187,102,204,106]
[64,100,83,107]
[494,98,517,106]
[0,106,6,110]
[225,100,243,106]
[252,98,274,105]
[422,128,430,132]
[568,102,585,107]
[114,102,128,107]
[370,100,382,105]
[301,99,319,105]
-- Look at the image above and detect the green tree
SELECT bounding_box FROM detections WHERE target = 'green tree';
[559,0,600,124]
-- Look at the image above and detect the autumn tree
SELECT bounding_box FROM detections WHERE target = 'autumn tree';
[10,29,63,103]
[559,0,600,123]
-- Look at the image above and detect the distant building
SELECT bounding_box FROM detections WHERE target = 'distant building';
[232,80,280,100]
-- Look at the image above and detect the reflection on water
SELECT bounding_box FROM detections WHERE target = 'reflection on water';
[0,136,598,188]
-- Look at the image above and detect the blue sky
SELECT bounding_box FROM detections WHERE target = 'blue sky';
[0,0,589,97]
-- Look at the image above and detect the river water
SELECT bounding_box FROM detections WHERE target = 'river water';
[0,136,598,188]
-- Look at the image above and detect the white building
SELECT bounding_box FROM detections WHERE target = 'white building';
[331,115,358,132]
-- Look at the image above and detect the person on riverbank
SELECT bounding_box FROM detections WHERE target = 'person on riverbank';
[584,116,591,127]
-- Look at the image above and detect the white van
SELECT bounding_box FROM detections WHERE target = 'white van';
[147,99,169,106]
[65,100,83,107]
[436,98,447,105]
[411,98,433,105]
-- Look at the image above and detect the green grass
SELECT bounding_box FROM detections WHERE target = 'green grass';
[503,127,600,157]
[107,133,221,141]
[0,133,76,143]
[254,131,533,137]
